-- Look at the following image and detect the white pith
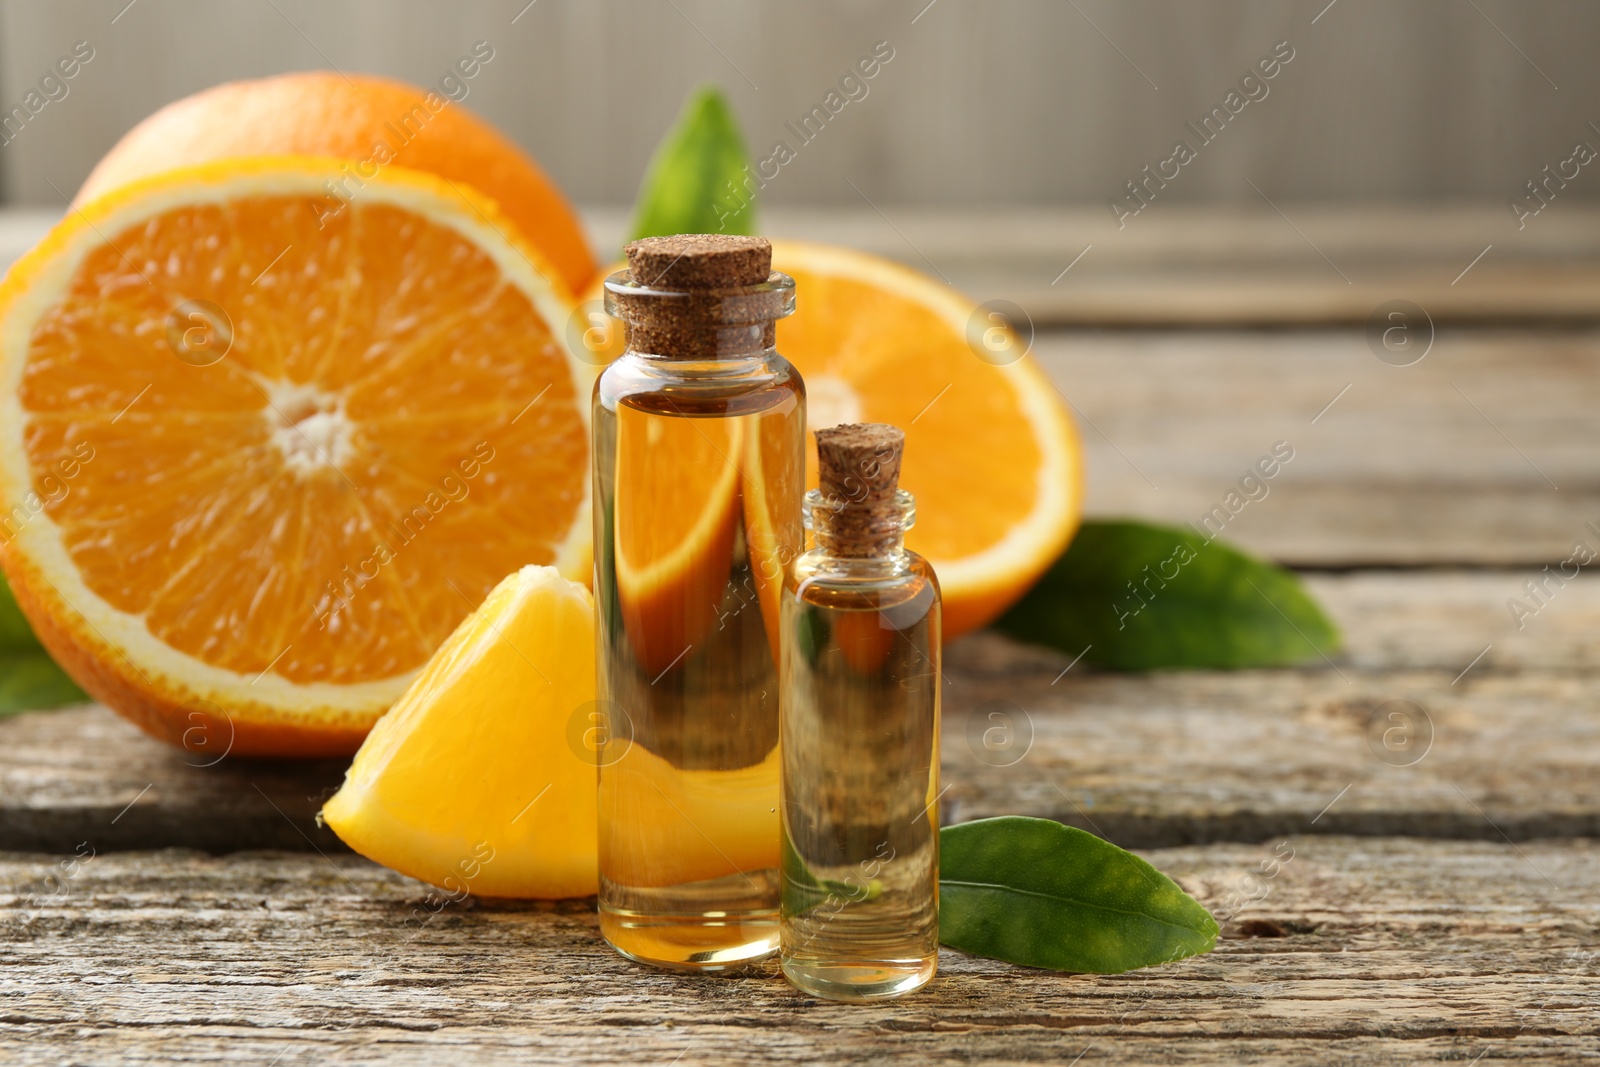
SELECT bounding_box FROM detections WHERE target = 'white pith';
[262,378,357,477]
[804,373,864,432]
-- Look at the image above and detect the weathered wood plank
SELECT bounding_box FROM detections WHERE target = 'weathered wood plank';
[943,638,1600,844]
[601,205,1600,325]
[2,568,1594,854]
[1302,571,1600,673]
[2,838,1595,1065]
[1038,327,1600,566]
[0,704,349,855]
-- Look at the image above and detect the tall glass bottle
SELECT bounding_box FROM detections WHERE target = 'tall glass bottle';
[593,235,805,970]
[779,423,941,1001]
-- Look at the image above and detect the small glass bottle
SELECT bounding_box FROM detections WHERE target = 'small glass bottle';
[593,235,805,971]
[779,423,941,1001]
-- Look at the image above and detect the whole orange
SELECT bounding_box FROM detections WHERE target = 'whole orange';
[76,72,595,295]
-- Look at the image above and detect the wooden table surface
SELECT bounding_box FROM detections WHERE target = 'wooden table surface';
[2,208,1598,1065]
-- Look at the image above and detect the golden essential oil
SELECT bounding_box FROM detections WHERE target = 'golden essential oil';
[592,235,805,970]
[780,423,941,1001]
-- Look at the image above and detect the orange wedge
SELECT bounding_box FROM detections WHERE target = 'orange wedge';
[600,741,780,888]
[0,159,590,756]
[771,240,1081,639]
[324,562,776,897]
[322,565,598,899]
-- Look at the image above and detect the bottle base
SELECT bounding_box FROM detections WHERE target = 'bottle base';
[780,957,936,1002]
[600,908,780,972]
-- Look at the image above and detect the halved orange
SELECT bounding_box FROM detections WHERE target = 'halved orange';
[0,158,590,756]
[584,242,1080,641]
[774,241,1080,639]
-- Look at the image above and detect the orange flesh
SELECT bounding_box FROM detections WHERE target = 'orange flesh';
[774,267,1046,567]
[321,566,600,899]
[742,404,806,664]
[613,408,742,586]
[18,193,585,686]
[612,408,743,676]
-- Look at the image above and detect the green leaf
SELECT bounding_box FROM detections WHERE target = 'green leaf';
[939,816,1217,974]
[994,519,1339,670]
[0,572,43,652]
[0,651,88,717]
[0,575,88,715]
[628,86,755,243]
[782,826,884,916]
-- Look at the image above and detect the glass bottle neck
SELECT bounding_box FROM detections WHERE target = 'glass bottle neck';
[604,270,795,361]
[804,543,913,580]
[618,348,779,380]
[804,488,917,576]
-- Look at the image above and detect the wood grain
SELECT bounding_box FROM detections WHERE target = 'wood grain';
[0,702,349,854]
[0,174,1590,1065]
[943,635,1600,845]
[3,568,1593,854]
[1038,326,1600,566]
[606,205,1600,325]
[2,837,1595,1065]
[1302,571,1600,673]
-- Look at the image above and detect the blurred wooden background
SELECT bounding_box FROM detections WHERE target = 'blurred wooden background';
[0,0,1596,210]
[0,0,1595,573]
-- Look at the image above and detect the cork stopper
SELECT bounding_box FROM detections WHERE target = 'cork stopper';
[607,234,789,359]
[625,234,771,289]
[814,423,907,557]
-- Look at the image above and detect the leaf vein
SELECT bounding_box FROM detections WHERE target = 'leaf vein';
[941,878,1215,936]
